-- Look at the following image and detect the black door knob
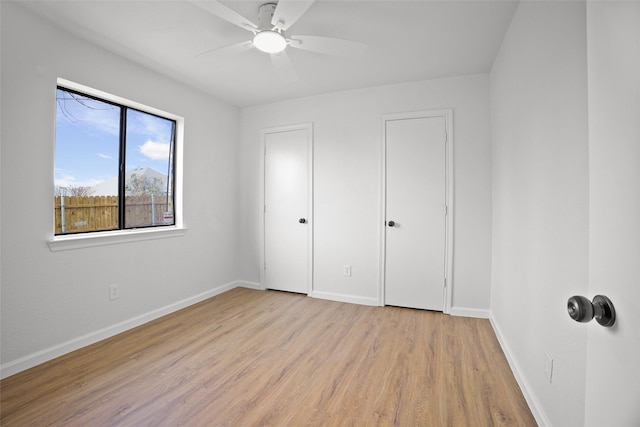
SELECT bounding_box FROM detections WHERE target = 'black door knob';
[388,220,395,227]
[567,295,593,322]
[299,218,306,224]
[567,295,616,327]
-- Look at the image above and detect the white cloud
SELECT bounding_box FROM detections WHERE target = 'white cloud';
[55,172,104,189]
[98,153,112,160]
[141,114,170,141]
[56,93,120,136]
[139,140,169,160]
[126,110,172,144]
[85,109,120,136]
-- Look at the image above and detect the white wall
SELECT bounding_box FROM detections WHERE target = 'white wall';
[0,2,240,376]
[239,75,493,313]
[586,2,640,425]
[490,2,589,426]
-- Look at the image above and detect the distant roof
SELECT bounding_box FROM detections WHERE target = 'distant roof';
[91,167,168,196]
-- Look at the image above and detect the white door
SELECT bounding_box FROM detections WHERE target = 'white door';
[384,114,448,311]
[585,3,640,425]
[263,126,311,294]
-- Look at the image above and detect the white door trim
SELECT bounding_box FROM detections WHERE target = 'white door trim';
[379,109,454,313]
[260,123,314,295]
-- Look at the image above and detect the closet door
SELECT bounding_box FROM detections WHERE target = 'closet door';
[384,115,447,311]
[263,126,312,294]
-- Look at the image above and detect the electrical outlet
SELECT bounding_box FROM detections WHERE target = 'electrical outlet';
[343,265,352,277]
[544,353,554,383]
[109,284,120,300]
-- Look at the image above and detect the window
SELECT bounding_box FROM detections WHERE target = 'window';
[54,85,177,235]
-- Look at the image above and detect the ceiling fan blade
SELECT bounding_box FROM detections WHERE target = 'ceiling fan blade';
[195,40,254,58]
[271,0,315,31]
[270,51,298,83]
[190,0,257,32]
[288,35,367,58]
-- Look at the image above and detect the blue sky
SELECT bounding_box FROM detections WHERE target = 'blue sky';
[55,89,173,190]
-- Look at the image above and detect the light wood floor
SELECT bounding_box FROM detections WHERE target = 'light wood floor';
[1,288,536,426]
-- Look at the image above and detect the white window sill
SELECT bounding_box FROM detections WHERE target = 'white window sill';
[48,227,187,252]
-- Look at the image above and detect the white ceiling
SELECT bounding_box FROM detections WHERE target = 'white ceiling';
[21,0,518,108]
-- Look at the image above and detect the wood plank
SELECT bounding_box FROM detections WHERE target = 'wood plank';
[0,288,536,426]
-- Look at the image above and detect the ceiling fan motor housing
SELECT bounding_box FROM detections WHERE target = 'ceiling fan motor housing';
[258,3,278,30]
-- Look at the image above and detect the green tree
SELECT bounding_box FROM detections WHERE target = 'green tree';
[125,174,163,196]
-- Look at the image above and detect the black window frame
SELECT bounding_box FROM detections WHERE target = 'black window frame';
[55,85,177,235]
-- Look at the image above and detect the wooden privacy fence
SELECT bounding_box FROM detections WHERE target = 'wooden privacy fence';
[54,195,174,234]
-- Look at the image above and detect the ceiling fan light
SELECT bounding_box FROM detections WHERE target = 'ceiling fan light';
[253,30,287,53]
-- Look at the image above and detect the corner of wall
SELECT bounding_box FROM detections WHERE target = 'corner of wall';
[489,313,551,427]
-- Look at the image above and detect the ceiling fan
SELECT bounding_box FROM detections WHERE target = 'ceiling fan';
[191,0,367,83]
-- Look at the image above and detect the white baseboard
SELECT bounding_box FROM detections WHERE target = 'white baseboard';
[0,280,240,380]
[234,283,378,306]
[235,281,262,290]
[449,306,490,318]
[489,314,551,427]
[310,290,379,306]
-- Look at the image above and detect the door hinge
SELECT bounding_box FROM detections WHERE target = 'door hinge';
[264,261,266,270]
[445,205,448,216]
[444,277,447,288]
